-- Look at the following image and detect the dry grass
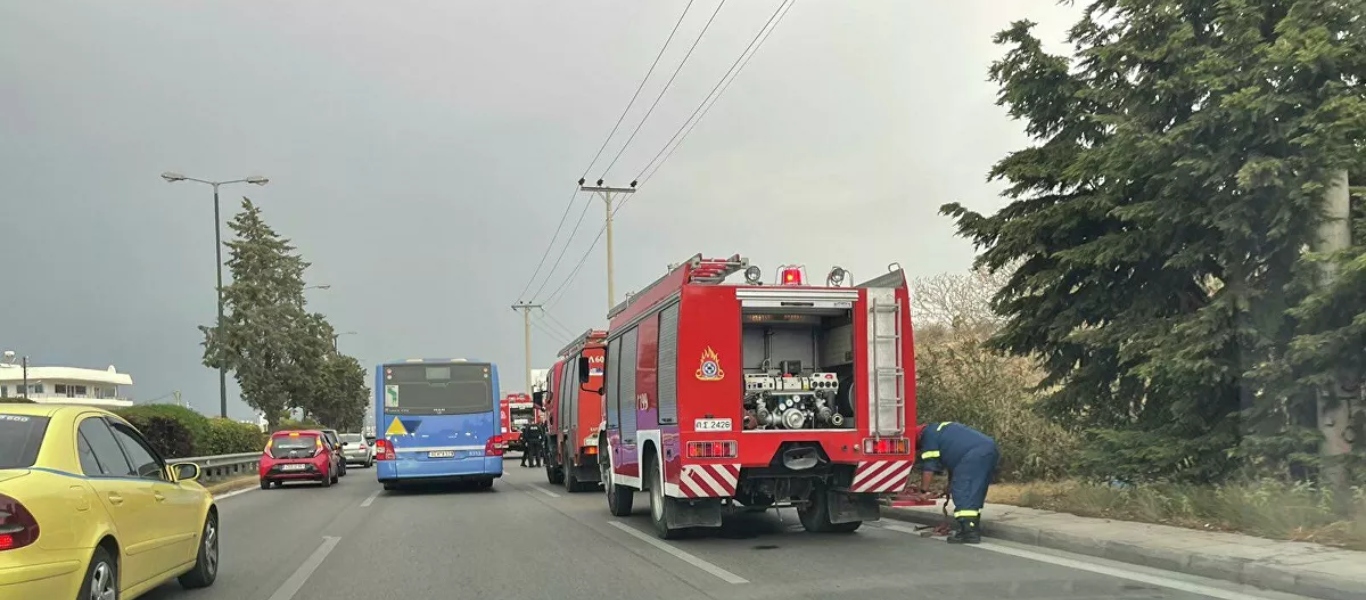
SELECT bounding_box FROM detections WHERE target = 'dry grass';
[988,480,1366,551]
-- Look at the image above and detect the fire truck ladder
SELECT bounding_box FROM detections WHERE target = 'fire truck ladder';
[685,254,748,284]
[869,295,906,435]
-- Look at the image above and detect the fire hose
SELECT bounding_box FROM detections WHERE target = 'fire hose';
[914,472,955,537]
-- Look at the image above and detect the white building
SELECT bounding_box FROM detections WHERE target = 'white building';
[0,362,135,408]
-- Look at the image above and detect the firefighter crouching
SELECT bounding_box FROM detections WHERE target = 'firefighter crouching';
[915,421,1000,544]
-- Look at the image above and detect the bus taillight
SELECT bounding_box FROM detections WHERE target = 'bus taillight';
[485,435,505,457]
[373,439,395,461]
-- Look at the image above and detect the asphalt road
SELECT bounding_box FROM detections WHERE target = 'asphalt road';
[139,458,1317,600]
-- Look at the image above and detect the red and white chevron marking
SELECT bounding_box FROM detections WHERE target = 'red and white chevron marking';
[678,463,740,498]
[850,460,914,493]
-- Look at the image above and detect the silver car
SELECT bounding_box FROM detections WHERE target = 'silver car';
[339,432,373,468]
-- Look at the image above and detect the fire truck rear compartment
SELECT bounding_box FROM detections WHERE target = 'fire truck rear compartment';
[741,306,857,431]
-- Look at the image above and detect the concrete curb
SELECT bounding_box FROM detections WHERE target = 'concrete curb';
[881,507,1363,600]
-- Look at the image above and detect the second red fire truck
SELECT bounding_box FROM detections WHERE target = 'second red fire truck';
[534,329,608,492]
[500,392,537,452]
[578,254,917,539]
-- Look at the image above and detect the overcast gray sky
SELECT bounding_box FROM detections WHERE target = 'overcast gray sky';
[0,0,1078,419]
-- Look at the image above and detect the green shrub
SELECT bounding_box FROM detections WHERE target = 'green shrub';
[116,404,211,454]
[121,414,197,459]
[273,418,324,432]
[200,418,267,455]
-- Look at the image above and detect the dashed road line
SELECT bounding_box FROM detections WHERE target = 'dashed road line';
[266,536,341,600]
[360,490,380,507]
[534,486,562,498]
[608,521,749,584]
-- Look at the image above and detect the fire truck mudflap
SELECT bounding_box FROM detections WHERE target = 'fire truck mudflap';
[582,255,917,539]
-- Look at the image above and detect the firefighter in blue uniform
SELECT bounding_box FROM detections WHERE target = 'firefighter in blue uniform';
[915,421,1000,544]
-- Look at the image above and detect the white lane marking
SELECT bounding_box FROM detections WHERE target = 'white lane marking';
[214,487,256,501]
[535,486,562,498]
[881,525,1281,600]
[267,536,342,600]
[608,521,748,584]
[360,490,380,507]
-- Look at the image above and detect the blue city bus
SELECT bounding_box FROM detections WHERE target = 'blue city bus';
[373,359,504,490]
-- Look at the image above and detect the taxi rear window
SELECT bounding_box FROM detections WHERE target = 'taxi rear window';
[0,414,50,469]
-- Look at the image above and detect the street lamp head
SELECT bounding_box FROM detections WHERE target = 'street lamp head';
[245,176,269,185]
[161,172,187,183]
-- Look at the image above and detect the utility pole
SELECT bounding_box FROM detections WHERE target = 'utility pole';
[21,355,28,400]
[1312,169,1354,505]
[580,180,636,312]
[511,302,543,394]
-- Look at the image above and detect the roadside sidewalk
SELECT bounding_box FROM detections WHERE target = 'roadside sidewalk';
[884,502,1365,600]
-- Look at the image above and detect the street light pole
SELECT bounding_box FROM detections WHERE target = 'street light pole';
[332,331,357,352]
[162,171,269,418]
[21,355,28,400]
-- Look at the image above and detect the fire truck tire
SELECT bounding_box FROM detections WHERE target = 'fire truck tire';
[546,463,564,485]
[606,473,634,517]
[564,467,580,492]
[646,458,681,539]
[798,485,861,534]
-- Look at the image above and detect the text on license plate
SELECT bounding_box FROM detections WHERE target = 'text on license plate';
[694,418,732,432]
[281,464,307,471]
[428,450,456,458]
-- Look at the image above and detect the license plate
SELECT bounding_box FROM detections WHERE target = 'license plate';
[694,418,732,432]
[281,464,307,471]
[428,450,456,458]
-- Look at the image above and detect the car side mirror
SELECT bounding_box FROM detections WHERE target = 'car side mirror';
[532,390,545,408]
[341,442,349,447]
[171,462,201,482]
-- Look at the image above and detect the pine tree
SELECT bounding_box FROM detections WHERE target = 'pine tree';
[201,199,317,430]
[943,0,1366,483]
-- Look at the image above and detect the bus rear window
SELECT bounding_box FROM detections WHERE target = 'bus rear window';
[0,414,50,469]
[383,363,493,416]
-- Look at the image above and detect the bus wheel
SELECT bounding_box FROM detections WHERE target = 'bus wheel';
[477,478,494,490]
[647,459,680,539]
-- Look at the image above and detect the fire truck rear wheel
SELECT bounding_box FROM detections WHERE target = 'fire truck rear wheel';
[798,485,862,534]
[546,462,564,485]
[647,458,681,539]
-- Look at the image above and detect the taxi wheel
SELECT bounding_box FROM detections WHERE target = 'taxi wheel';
[178,512,219,589]
[78,546,117,600]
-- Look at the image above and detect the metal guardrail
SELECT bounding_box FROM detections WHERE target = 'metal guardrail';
[171,452,261,483]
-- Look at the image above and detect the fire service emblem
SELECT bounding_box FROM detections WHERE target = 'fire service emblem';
[695,347,724,381]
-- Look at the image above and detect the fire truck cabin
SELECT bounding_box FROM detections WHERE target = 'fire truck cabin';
[502,393,536,452]
[581,254,916,539]
[536,329,608,492]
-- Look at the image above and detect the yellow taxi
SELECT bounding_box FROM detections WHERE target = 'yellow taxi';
[0,403,218,600]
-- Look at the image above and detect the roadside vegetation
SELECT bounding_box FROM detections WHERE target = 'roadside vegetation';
[911,0,1366,551]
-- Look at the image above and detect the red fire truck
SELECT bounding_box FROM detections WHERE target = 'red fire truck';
[578,254,916,539]
[534,329,608,492]
[501,392,537,452]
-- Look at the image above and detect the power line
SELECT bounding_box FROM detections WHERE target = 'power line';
[516,184,580,302]
[516,0,698,302]
[542,194,637,309]
[582,0,698,178]
[543,0,795,311]
[600,0,729,179]
[529,189,597,301]
[539,309,577,338]
[636,0,796,186]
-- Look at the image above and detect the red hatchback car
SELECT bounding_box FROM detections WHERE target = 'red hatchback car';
[259,430,341,489]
